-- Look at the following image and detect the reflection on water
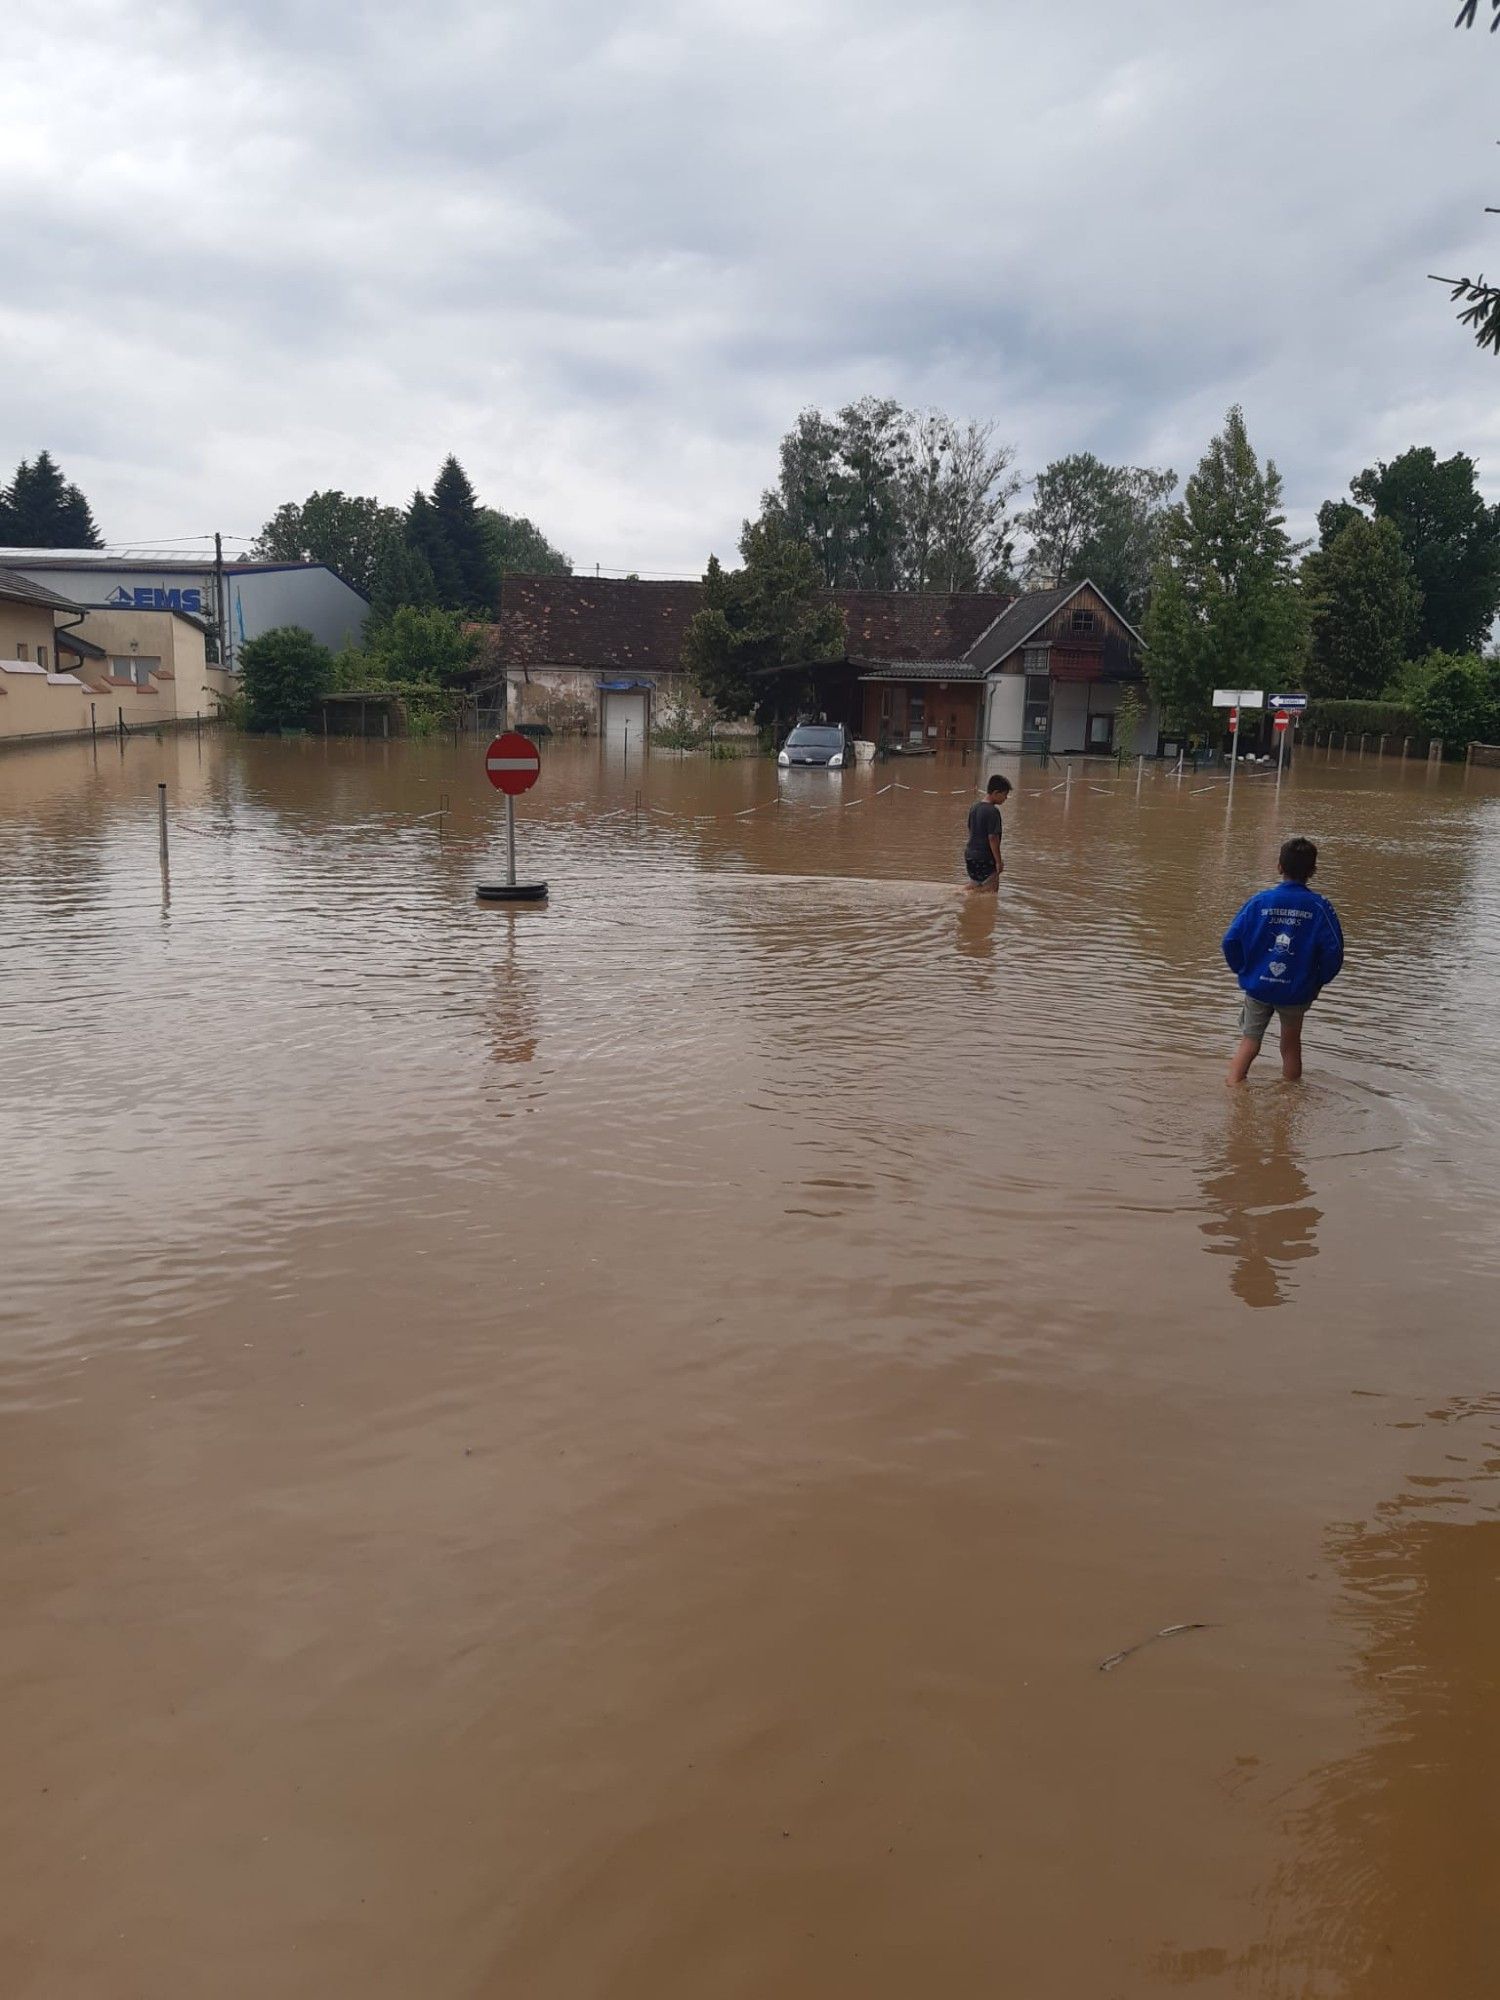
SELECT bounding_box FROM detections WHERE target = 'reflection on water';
[2,733,1500,1996]
[1198,1088,1322,1308]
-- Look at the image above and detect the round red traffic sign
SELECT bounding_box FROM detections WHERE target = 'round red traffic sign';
[485,732,541,795]
[1273,711,1291,731]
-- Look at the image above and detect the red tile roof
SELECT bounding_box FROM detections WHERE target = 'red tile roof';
[492,575,1012,676]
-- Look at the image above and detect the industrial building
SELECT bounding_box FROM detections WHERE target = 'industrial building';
[0,548,369,671]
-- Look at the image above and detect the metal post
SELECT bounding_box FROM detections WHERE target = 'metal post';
[506,792,517,887]
[118,706,125,742]
[90,701,97,745]
[1228,708,1239,802]
[1276,721,1287,788]
[1135,753,1144,800]
[158,782,169,869]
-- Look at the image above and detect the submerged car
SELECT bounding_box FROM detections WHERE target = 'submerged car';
[777,724,853,769]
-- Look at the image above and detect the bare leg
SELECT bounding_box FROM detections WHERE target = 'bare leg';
[1279,1020,1304,1082]
[1226,1035,1261,1087]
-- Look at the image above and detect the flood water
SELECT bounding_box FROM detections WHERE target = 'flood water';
[3,731,1500,1998]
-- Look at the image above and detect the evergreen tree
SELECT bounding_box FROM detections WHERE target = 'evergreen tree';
[366,531,437,628]
[0,451,103,547]
[1144,408,1306,729]
[404,489,463,609]
[1301,515,1421,699]
[429,456,499,612]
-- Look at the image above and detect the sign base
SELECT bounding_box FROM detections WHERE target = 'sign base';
[476,881,549,903]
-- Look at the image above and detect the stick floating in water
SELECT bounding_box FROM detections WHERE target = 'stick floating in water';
[1098,1622,1212,1673]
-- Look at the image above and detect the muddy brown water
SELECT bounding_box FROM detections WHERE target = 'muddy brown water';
[2,733,1499,1998]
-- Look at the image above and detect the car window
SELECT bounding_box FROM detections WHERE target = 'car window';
[787,727,843,747]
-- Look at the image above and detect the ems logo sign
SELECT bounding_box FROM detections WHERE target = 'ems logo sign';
[106,584,204,613]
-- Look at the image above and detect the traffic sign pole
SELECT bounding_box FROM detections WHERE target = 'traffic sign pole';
[1228,706,1239,802]
[478,731,547,902]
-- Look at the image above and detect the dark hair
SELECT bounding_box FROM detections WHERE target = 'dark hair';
[1279,836,1318,884]
[987,774,1013,796]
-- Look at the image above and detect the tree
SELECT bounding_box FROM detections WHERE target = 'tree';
[1020,454,1176,621]
[366,532,437,627]
[682,515,845,723]
[1405,649,1499,749]
[1301,515,1421,699]
[479,508,571,577]
[1144,407,1306,729]
[757,399,1020,592]
[0,451,102,547]
[430,456,499,613]
[1347,447,1500,655]
[404,489,463,609]
[238,625,333,732]
[252,490,405,596]
[366,606,478,687]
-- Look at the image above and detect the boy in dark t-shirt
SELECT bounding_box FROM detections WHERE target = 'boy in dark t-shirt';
[964,775,1012,891]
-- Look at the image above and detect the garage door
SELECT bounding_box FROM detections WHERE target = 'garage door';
[602,691,648,745]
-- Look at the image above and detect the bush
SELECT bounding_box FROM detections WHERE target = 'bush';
[1302,698,1421,740]
[367,605,477,687]
[239,625,333,732]
[1406,650,1499,753]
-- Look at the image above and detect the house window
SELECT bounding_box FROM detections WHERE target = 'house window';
[15,642,27,660]
[1071,609,1096,634]
[111,656,160,685]
[1087,712,1114,750]
[37,644,48,670]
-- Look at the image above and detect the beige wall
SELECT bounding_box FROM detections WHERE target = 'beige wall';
[2,603,231,740]
[506,665,691,734]
[2,600,61,669]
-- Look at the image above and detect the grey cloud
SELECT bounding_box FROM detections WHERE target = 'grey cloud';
[4,0,1499,568]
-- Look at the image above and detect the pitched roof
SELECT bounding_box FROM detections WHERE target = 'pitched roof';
[973,578,1147,659]
[493,574,1013,676]
[835,590,1010,662]
[0,564,80,612]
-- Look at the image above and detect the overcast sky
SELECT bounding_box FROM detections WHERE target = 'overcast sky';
[5,0,1499,572]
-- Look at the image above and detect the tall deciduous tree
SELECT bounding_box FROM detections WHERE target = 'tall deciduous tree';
[430,456,499,614]
[1347,448,1500,656]
[252,491,404,596]
[758,399,1019,592]
[1020,454,1176,622]
[1144,408,1306,729]
[0,451,103,548]
[682,516,845,724]
[1301,515,1421,699]
[479,508,571,577]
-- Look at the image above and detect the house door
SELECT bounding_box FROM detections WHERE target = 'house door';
[1022,673,1051,754]
[603,691,648,744]
[1085,710,1115,754]
[906,691,926,745]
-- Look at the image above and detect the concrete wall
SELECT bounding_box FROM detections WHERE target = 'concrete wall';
[71,608,221,720]
[983,673,1025,748]
[507,665,692,735]
[2,603,233,741]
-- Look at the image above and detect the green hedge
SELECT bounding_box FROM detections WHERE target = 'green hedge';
[1302,699,1422,739]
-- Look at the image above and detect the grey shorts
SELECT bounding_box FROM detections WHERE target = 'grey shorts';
[1238,994,1309,1044]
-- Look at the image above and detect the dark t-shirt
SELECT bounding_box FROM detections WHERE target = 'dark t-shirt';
[965,800,1003,863]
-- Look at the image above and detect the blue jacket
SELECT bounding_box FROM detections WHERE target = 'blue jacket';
[1222,882,1344,1008]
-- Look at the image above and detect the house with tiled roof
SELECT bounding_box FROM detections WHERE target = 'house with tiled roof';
[488,572,1160,755]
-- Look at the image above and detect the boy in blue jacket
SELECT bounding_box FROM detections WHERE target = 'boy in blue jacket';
[1222,837,1344,1086]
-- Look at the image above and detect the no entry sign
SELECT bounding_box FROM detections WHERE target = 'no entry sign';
[485,733,541,796]
[1273,711,1291,731]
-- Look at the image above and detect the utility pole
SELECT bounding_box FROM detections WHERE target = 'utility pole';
[214,531,227,672]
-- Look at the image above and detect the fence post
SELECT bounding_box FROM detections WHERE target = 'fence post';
[1428,738,1444,767]
[1402,736,1411,762]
